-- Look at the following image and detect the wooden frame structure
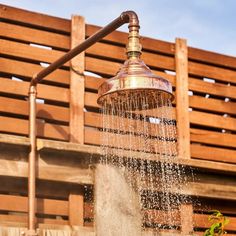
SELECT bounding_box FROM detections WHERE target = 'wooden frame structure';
[0,4,236,235]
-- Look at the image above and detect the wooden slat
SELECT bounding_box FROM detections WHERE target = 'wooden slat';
[0,22,70,50]
[85,56,121,77]
[84,128,176,154]
[0,58,69,85]
[0,214,68,225]
[84,112,176,139]
[85,76,105,90]
[191,144,236,164]
[189,77,236,100]
[175,38,190,159]
[0,39,69,66]
[190,111,236,131]
[0,158,92,185]
[86,24,175,56]
[0,194,68,216]
[0,96,69,123]
[189,61,236,84]
[190,128,236,148]
[189,46,236,70]
[189,96,236,115]
[86,42,175,70]
[70,15,85,143]
[194,198,236,215]
[0,116,69,140]
[0,77,69,103]
[193,213,236,231]
[0,4,70,33]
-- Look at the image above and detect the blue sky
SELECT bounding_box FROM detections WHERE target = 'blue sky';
[1,0,235,56]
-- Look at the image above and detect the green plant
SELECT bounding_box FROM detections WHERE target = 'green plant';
[203,210,229,236]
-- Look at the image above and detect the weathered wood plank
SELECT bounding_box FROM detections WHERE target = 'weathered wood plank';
[0,96,69,123]
[0,4,70,33]
[0,58,70,85]
[175,38,190,159]
[190,111,236,131]
[190,128,236,148]
[0,77,69,103]
[189,77,236,100]
[70,15,85,143]
[191,144,236,164]
[0,194,68,216]
[0,116,69,140]
[189,96,236,115]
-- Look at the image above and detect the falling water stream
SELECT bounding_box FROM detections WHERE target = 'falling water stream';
[97,91,190,235]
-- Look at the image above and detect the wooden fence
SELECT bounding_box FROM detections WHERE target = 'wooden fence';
[0,4,236,235]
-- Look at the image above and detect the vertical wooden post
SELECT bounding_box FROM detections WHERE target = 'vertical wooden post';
[175,38,193,235]
[70,15,85,143]
[69,189,84,226]
[175,38,190,159]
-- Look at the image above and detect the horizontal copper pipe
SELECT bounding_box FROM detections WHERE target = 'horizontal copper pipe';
[32,11,139,85]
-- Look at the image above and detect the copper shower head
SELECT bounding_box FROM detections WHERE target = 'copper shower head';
[97,56,174,110]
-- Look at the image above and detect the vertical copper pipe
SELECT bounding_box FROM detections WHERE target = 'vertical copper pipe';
[28,85,37,236]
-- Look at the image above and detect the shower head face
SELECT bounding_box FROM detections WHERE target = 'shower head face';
[97,57,174,110]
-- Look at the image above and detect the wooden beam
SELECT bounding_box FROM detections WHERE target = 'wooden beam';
[70,15,85,143]
[180,204,193,235]
[175,38,190,159]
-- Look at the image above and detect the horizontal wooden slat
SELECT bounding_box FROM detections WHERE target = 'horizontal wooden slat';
[86,24,175,55]
[190,111,236,131]
[189,77,236,100]
[85,56,121,77]
[0,214,68,225]
[85,112,176,139]
[189,46,236,70]
[0,4,70,33]
[86,42,175,70]
[84,128,176,154]
[0,77,69,103]
[193,213,236,231]
[0,116,69,140]
[85,75,105,90]
[0,22,70,50]
[190,128,236,148]
[189,61,236,84]
[0,39,69,66]
[189,96,236,115]
[191,144,236,164]
[0,194,68,216]
[0,96,69,123]
[0,58,70,85]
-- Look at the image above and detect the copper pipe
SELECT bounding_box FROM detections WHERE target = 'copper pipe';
[28,85,37,236]
[27,11,140,235]
[32,11,139,85]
